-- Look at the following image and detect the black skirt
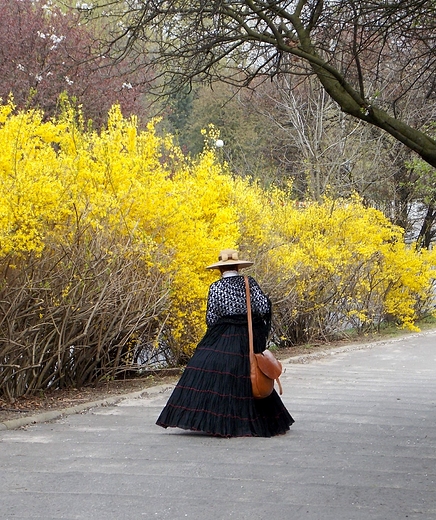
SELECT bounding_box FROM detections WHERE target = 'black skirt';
[156,315,294,437]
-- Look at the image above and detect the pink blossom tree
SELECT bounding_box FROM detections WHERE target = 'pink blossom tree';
[0,0,152,126]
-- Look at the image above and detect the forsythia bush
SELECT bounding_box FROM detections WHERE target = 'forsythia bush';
[255,193,436,343]
[0,100,435,396]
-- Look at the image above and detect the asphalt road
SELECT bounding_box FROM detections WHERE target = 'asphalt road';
[1,331,435,519]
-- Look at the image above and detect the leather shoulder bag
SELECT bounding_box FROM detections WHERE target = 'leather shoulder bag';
[244,276,283,399]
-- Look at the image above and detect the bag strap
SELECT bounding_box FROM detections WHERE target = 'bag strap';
[245,275,283,396]
[244,275,254,361]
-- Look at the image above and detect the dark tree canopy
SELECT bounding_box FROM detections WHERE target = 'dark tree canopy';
[87,0,436,166]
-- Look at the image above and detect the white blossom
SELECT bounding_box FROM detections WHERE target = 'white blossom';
[50,34,65,50]
[76,2,93,10]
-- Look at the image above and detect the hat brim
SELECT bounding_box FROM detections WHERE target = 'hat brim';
[206,260,254,270]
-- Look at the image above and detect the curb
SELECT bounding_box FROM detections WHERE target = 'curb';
[282,330,433,365]
[2,330,434,432]
[0,383,174,432]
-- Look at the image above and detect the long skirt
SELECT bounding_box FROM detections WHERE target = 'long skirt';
[156,315,294,437]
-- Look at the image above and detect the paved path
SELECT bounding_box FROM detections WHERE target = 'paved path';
[1,331,435,520]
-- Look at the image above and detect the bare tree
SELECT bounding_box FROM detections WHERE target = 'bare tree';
[247,76,387,200]
[83,0,436,166]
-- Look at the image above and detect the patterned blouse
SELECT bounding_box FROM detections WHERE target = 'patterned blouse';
[206,275,271,327]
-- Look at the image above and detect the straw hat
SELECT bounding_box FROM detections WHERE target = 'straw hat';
[206,249,253,270]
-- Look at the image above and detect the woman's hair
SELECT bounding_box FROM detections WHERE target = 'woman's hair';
[219,265,240,273]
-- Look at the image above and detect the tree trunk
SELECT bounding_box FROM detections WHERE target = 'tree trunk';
[417,204,436,249]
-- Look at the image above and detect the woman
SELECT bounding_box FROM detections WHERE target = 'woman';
[156,249,294,437]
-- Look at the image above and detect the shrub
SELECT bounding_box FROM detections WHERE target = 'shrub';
[0,101,434,397]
